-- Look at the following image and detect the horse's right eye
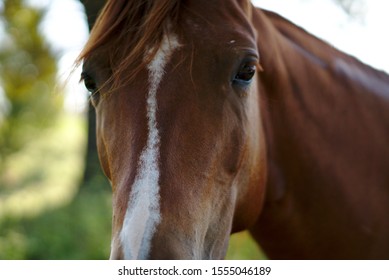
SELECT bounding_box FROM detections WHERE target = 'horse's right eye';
[81,73,97,93]
[81,72,100,106]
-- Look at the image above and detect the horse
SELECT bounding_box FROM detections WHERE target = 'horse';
[77,0,389,259]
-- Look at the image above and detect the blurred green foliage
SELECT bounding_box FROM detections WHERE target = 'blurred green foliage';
[227,232,266,260]
[0,115,107,259]
[0,0,62,176]
[0,114,113,260]
[0,191,112,259]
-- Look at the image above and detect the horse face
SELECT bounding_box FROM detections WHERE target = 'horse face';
[82,0,266,259]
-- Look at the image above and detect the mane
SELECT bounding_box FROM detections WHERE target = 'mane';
[77,0,181,89]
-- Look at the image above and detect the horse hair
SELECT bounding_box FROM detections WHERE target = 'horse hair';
[77,0,181,90]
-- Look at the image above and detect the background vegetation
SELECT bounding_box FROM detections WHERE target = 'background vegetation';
[0,0,360,260]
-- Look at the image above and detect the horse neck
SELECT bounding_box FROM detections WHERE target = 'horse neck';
[258,8,389,195]
[252,9,389,259]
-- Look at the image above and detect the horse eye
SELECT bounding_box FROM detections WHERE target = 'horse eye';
[82,73,97,93]
[234,64,256,83]
[81,72,100,106]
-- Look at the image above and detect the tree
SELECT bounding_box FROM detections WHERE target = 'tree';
[0,0,62,178]
[79,0,105,29]
[78,0,107,191]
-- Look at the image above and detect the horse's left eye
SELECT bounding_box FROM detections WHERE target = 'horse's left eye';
[234,63,256,84]
[235,64,256,82]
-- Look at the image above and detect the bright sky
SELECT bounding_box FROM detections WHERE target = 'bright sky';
[27,0,389,112]
[252,0,389,73]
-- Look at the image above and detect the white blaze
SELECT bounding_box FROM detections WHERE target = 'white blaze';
[119,34,180,259]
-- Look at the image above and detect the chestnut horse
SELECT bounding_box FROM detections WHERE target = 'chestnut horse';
[78,0,389,259]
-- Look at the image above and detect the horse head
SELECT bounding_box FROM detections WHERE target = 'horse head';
[79,0,267,259]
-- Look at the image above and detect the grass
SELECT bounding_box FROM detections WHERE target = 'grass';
[0,113,265,260]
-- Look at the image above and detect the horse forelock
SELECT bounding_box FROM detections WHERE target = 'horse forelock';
[77,0,181,91]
